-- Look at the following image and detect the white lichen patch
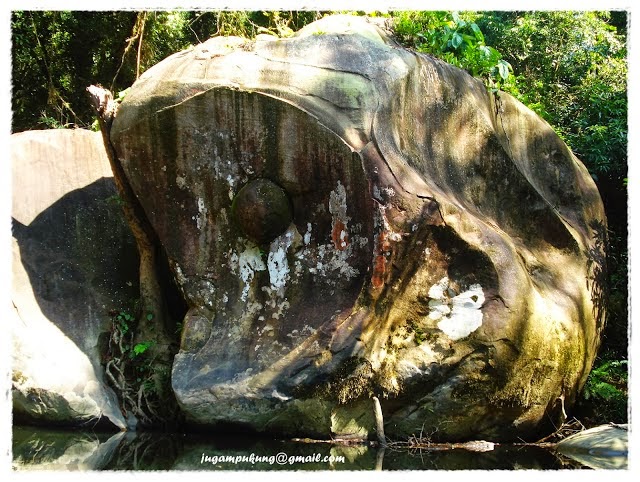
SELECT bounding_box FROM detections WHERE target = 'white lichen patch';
[286,324,317,345]
[372,185,382,202]
[267,226,297,293]
[271,298,290,320]
[226,175,235,200]
[427,299,451,321]
[210,146,247,199]
[383,187,396,198]
[329,181,349,222]
[303,223,313,245]
[176,175,187,189]
[351,223,369,248]
[193,279,216,309]
[172,262,188,286]
[254,339,289,367]
[427,277,485,341]
[329,182,353,251]
[355,235,369,248]
[235,242,266,301]
[372,184,397,202]
[268,247,289,290]
[301,218,362,284]
[339,229,348,249]
[381,209,403,242]
[258,324,274,336]
[271,389,291,402]
[314,243,359,281]
[428,276,450,300]
[195,197,208,230]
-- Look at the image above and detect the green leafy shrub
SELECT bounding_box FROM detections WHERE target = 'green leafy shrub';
[583,360,627,399]
[478,11,627,180]
[576,358,628,424]
[391,11,516,91]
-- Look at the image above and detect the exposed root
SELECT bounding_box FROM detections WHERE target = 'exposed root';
[534,417,586,445]
[103,312,159,427]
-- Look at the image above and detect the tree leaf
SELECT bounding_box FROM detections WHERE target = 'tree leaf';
[452,32,463,49]
[497,59,511,80]
[471,22,484,41]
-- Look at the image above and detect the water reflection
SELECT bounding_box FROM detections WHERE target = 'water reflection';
[12,426,124,470]
[13,426,586,471]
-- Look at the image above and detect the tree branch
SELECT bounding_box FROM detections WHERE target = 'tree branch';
[87,84,173,374]
[136,12,147,80]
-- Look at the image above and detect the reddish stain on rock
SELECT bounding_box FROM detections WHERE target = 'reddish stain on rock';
[331,219,349,251]
[371,230,388,290]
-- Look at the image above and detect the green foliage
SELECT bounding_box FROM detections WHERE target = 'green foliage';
[105,306,166,424]
[11,10,324,133]
[210,10,324,38]
[477,11,627,181]
[474,11,628,362]
[38,113,71,129]
[115,309,134,335]
[391,11,516,91]
[110,309,157,359]
[133,12,193,74]
[583,360,627,399]
[132,340,155,357]
[11,11,139,131]
[142,378,157,394]
[578,358,628,423]
[117,87,131,102]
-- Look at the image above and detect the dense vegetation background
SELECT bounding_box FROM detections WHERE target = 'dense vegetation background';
[10,10,628,425]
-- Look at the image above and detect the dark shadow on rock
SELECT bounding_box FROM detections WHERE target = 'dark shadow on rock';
[12,176,140,370]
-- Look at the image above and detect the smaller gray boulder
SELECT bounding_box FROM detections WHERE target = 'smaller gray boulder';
[556,424,628,469]
[11,129,140,430]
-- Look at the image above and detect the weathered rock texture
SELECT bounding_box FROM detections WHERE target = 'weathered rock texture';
[11,129,139,429]
[110,15,607,441]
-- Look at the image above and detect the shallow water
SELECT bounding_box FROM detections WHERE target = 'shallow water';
[12,425,587,471]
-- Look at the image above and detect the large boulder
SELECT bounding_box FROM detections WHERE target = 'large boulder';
[110,15,607,441]
[11,129,139,429]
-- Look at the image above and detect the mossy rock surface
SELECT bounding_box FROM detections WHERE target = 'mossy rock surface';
[112,15,607,441]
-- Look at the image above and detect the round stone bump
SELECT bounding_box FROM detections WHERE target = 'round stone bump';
[231,179,293,244]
